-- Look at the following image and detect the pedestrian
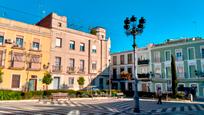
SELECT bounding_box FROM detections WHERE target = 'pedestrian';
[157,88,162,104]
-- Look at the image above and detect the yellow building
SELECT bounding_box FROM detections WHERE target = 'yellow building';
[0,18,51,91]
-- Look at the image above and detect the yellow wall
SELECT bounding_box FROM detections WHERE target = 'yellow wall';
[0,18,51,91]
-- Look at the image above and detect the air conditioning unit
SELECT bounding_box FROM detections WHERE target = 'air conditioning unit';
[5,39,14,44]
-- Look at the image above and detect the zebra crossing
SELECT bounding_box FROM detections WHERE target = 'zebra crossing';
[146,104,204,114]
[37,99,133,113]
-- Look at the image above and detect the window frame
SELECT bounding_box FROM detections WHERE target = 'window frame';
[55,37,62,48]
[11,74,21,89]
[69,40,75,50]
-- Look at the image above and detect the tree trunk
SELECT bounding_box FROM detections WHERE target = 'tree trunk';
[171,55,177,97]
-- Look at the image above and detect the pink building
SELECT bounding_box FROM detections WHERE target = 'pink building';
[36,13,111,90]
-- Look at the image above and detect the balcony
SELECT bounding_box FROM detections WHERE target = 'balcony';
[67,66,75,74]
[52,65,62,73]
[137,73,150,80]
[78,68,85,74]
[27,63,41,71]
[11,42,26,50]
[138,59,149,65]
[9,61,25,70]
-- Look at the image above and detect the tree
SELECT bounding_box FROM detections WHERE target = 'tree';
[171,55,178,97]
[42,71,53,90]
[120,71,131,80]
[77,76,85,89]
[0,68,3,84]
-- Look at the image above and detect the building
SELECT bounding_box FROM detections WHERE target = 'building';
[151,37,204,97]
[36,13,111,90]
[110,45,152,93]
[111,37,204,97]
[0,17,51,91]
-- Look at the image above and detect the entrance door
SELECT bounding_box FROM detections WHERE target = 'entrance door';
[53,77,60,89]
[99,78,104,89]
[29,79,37,91]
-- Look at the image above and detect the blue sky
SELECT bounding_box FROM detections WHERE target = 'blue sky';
[0,0,204,53]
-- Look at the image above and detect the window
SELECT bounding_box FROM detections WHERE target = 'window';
[201,46,204,59]
[80,60,85,72]
[58,22,62,27]
[188,47,195,60]
[69,58,75,68]
[154,65,161,77]
[69,41,75,50]
[175,49,182,61]
[127,54,132,64]
[177,65,184,77]
[16,37,24,48]
[120,55,124,64]
[154,51,160,63]
[92,61,97,70]
[0,35,4,45]
[113,68,117,79]
[80,43,85,51]
[189,65,196,78]
[113,56,117,65]
[166,66,171,78]
[165,51,171,61]
[55,57,61,66]
[92,45,97,53]
[68,77,74,86]
[128,67,132,78]
[55,38,62,48]
[0,51,3,66]
[31,55,40,63]
[120,67,124,73]
[13,52,24,62]
[11,74,20,88]
[32,42,40,50]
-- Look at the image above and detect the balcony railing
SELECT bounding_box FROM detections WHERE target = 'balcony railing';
[138,59,149,65]
[137,73,150,79]
[9,61,25,70]
[11,42,26,50]
[52,65,62,73]
[67,66,75,73]
[27,63,41,71]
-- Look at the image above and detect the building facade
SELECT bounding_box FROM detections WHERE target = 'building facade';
[0,17,51,91]
[111,37,204,97]
[110,46,152,92]
[36,13,111,90]
[151,38,204,97]
[0,13,110,91]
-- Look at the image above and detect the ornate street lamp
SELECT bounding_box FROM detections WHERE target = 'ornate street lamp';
[123,16,146,113]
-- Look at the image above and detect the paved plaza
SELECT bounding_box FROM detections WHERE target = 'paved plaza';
[0,98,204,115]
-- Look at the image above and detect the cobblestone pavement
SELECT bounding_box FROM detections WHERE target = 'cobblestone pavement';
[0,98,203,114]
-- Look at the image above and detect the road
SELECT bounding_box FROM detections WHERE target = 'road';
[0,98,203,114]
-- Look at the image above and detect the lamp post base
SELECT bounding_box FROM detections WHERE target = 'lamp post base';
[133,107,140,113]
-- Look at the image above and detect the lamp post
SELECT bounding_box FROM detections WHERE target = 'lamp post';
[123,16,146,113]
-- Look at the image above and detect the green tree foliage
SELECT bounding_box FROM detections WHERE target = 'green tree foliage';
[42,71,53,90]
[77,76,85,89]
[0,68,3,83]
[120,71,131,80]
[171,55,178,96]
